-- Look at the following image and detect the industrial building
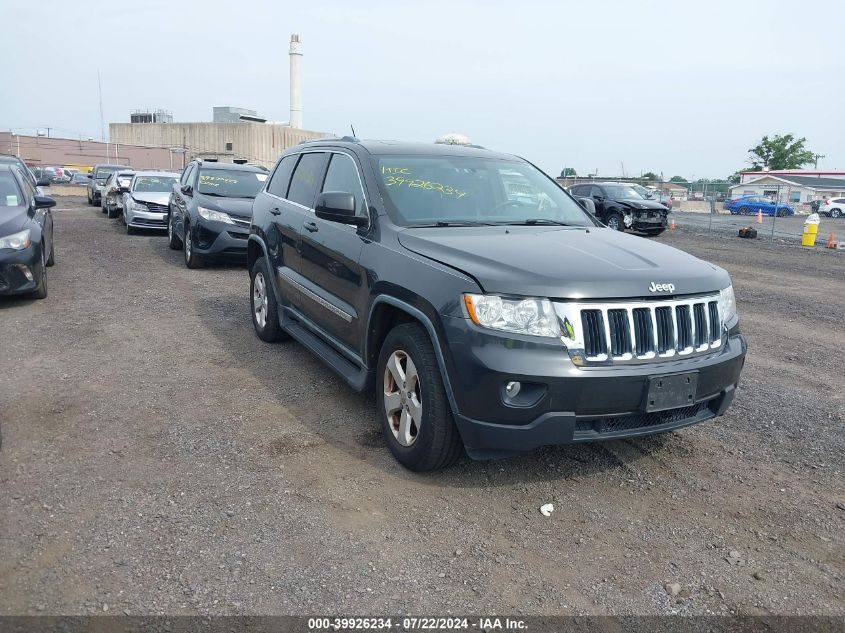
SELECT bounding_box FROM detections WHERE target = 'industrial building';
[110,34,327,168]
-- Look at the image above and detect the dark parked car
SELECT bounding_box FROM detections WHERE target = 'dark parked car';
[0,155,50,192]
[568,182,669,234]
[0,164,56,299]
[247,139,746,471]
[87,164,129,206]
[71,172,90,185]
[167,159,268,268]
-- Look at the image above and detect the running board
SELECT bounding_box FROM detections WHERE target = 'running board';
[280,311,371,391]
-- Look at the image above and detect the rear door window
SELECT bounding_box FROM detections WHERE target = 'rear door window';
[268,154,297,198]
[287,153,326,208]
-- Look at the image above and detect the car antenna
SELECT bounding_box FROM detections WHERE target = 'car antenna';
[350,124,357,138]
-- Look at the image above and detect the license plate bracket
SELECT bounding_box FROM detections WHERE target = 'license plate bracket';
[645,372,698,412]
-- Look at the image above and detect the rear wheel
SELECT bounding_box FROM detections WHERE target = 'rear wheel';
[183,223,204,269]
[250,258,289,342]
[776,208,788,217]
[168,213,182,250]
[605,212,624,231]
[831,208,842,218]
[376,323,463,471]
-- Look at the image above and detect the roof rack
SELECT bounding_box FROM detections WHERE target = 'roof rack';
[232,158,248,164]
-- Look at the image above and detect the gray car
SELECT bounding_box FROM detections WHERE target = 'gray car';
[120,171,180,234]
[87,164,129,206]
[101,170,136,218]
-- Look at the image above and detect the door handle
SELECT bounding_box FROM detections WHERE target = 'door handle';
[270,207,281,216]
[304,221,319,233]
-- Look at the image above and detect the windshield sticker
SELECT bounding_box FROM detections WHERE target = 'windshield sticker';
[6,195,18,206]
[381,166,411,175]
[384,175,467,198]
[255,173,268,182]
[199,175,238,187]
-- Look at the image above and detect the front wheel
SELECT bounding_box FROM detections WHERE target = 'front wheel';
[776,208,788,217]
[831,208,842,219]
[250,258,289,342]
[168,213,183,250]
[183,223,204,269]
[605,212,624,231]
[27,250,48,300]
[46,240,55,266]
[376,323,463,471]
[738,206,750,215]
[107,205,120,219]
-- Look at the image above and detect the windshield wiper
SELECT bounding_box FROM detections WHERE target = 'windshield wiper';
[414,220,498,227]
[199,191,225,197]
[498,219,571,226]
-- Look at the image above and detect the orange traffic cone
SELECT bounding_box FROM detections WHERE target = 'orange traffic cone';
[669,218,676,230]
[826,232,836,248]
[757,209,763,224]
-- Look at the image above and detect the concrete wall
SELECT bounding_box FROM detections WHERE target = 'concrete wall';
[109,122,329,168]
[0,132,176,171]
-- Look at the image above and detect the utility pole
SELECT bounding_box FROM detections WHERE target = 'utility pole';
[813,153,825,169]
[97,69,105,141]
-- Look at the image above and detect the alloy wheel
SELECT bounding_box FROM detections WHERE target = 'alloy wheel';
[607,216,619,230]
[253,272,268,329]
[383,350,422,446]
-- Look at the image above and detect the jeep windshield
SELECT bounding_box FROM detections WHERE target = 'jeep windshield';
[197,169,267,198]
[94,166,122,180]
[374,156,595,227]
[603,185,644,200]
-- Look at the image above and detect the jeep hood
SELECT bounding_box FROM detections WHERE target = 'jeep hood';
[195,195,253,219]
[397,226,729,299]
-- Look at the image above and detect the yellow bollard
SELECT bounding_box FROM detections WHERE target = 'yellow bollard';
[802,222,819,247]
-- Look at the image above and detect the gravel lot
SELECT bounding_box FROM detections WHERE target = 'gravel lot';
[672,211,844,242]
[1,198,842,617]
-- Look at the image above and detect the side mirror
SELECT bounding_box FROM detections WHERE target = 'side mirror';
[577,197,596,215]
[87,173,93,179]
[315,192,366,226]
[180,184,193,196]
[36,178,51,187]
[33,196,56,209]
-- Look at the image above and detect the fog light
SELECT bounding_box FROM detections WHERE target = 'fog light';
[16,264,33,281]
[505,381,521,398]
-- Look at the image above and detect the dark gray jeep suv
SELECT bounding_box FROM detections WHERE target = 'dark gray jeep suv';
[248,139,746,471]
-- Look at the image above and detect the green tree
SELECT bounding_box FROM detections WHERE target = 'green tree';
[727,172,741,184]
[641,172,659,181]
[560,167,577,177]
[669,175,688,183]
[747,134,816,170]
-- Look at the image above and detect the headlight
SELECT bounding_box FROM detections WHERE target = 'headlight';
[197,206,235,224]
[719,285,737,323]
[129,199,149,212]
[0,229,32,250]
[464,294,560,338]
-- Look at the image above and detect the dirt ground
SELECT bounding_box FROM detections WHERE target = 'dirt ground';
[1,198,842,617]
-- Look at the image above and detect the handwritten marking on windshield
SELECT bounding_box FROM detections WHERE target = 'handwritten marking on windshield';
[384,176,467,198]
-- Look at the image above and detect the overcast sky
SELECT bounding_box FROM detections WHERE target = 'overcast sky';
[1,0,842,178]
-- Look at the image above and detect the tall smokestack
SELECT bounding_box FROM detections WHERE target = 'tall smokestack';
[289,34,303,129]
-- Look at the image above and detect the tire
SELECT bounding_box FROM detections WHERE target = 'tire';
[107,206,120,219]
[250,258,289,342]
[831,208,842,219]
[168,213,183,250]
[738,206,750,215]
[605,212,624,231]
[376,323,463,471]
[46,240,55,267]
[27,250,47,300]
[776,208,788,217]
[101,199,107,214]
[183,223,204,269]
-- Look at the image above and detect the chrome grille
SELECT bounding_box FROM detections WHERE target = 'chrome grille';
[146,202,168,213]
[556,293,723,366]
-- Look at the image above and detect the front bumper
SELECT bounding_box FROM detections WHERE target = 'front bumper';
[631,212,668,230]
[441,317,747,459]
[192,220,250,260]
[126,207,167,230]
[0,245,43,296]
